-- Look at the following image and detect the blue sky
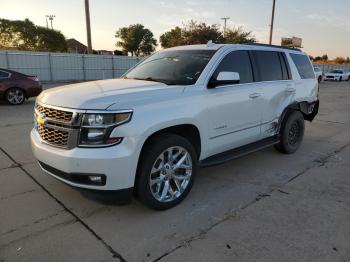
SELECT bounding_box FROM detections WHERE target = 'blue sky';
[1,0,349,58]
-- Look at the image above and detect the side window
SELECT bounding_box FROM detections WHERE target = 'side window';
[0,70,10,79]
[290,53,315,79]
[213,50,253,84]
[252,51,283,81]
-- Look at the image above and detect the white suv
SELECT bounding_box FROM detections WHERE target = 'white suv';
[31,43,319,209]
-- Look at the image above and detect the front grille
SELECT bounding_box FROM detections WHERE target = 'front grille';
[38,125,69,147]
[37,104,73,122]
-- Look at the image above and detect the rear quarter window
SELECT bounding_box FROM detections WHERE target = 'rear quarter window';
[290,54,315,79]
[0,70,10,79]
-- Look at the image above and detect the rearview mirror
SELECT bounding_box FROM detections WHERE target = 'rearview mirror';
[208,71,240,88]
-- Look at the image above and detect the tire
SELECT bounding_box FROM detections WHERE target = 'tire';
[339,77,342,82]
[5,87,25,105]
[275,110,305,154]
[136,134,198,210]
[318,76,322,83]
[347,76,350,81]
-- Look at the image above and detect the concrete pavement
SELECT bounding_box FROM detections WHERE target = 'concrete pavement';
[0,81,349,261]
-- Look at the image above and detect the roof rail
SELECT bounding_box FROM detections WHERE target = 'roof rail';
[243,43,302,52]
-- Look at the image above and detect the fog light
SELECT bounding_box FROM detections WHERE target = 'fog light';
[89,175,102,183]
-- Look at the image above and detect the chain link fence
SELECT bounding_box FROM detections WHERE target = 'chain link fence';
[313,64,350,73]
[0,50,143,82]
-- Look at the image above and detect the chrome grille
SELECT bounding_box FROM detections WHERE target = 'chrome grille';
[36,104,73,122]
[38,126,69,147]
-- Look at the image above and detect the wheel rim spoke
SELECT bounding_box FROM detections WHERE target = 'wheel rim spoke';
[149,146,193,203]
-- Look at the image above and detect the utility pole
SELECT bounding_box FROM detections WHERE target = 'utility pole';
[85,0,93,54]
[221,17,230,38]
[269,0,276,45]
[45,16,48,28]
[46,15,55,29]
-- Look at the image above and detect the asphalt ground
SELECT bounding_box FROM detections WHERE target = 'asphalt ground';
[0,81,349,262]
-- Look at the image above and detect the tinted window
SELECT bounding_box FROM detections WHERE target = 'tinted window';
[252,51,283,81]
[126,50,216,85]
[212,50,253,84]
[0,70,10,79]
[290,53,315,79]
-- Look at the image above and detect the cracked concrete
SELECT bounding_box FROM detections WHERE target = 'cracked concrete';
[0,81,350,261]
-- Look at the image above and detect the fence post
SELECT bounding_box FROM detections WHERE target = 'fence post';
[5,51,10,69]
[82,55,87,81]
[48,53,54,82]
[112,55,115,79]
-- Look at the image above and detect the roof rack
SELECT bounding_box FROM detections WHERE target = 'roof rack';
[243,43,302,52]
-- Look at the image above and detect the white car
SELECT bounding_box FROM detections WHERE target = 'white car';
[31,43,319,210]
[313,66,323,83]
[324,69,350,81]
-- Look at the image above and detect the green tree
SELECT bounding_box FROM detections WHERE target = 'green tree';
[159,21,255,48]
[115,24,157,56]
[0,18,67,52]
[159,27,183,48]
[222,27,255,44]
[321,54,328,61]
[334,57,346,64]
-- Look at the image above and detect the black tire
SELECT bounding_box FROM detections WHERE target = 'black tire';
[318,76,322,83]
[5,87,25,105]
[339,77,342,82]
[275,110,305,154]
[347,76,350,81]
[136,134,198,210]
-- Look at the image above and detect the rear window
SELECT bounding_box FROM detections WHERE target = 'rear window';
[290,54,315,79]
[252,51,284,82]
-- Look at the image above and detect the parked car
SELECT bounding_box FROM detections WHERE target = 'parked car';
[31,43,319,210]
[324,69,350,81]
[0,68,42,105]
[313,66,323,83]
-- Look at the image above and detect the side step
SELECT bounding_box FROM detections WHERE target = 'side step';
[199,136,280,168]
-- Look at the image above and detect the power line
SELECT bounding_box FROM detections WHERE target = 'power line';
[221,17,230,38]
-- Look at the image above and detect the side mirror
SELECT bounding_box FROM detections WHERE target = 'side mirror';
[208,71,240,88]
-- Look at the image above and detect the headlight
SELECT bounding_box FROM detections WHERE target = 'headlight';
[79,111,132,147]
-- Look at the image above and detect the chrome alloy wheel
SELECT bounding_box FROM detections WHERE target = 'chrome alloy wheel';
[149,146,193,203]
[6,88,25,105]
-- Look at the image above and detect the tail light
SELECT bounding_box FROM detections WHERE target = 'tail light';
[27,76,39,82]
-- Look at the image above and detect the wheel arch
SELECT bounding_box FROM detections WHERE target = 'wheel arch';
[5,86,28,98]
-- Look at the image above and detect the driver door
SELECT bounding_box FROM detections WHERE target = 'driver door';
[205,50,263,156]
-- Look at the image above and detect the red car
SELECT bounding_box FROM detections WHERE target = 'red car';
[0,68,42,105]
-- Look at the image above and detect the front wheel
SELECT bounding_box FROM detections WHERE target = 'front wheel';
[5,87,25,105]
[339,77,342,82]
[347,76,350,81]
[136,134,197,210]
[275,111,305,154]
[318,76,322,83]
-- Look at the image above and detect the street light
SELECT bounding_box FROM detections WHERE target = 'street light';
[269,0,276,45]
[221,17,230,38]
[45,15,55,29]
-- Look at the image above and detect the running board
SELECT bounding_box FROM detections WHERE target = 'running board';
[199,136,280,168]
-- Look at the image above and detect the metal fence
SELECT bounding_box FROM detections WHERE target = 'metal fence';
[0,50,143,82]
[314,64,350,73]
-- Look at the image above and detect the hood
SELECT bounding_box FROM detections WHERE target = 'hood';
[38,79,185,110]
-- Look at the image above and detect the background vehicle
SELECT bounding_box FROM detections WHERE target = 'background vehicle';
[31,44,319,210]
[313,66,323,83]
[324,69,350,81]
[0,68,42,105]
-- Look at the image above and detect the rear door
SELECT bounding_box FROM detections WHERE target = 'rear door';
[250,50,293,139]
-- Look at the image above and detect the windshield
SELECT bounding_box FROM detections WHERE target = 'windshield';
[125,50,216,85]
[330,70,343,74]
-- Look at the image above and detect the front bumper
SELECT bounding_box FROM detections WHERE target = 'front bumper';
[31,129,141,191]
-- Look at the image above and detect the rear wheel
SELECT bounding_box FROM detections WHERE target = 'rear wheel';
[347,76,350,81]
[136,134,197,210]
[339,77,342,82]
[275,111,305,154]
[5,87,25,105]
[318,76,322,83]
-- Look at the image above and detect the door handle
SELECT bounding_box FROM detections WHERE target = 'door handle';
[286,87,296,93]
[249,93,261,99]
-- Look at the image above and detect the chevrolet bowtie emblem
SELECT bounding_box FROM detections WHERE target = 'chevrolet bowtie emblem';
[36,113,47,126]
